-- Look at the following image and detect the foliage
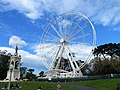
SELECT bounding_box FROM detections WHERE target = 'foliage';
[90,43,120,75]
[93,43,120,59]
[25,69,37,80]
[28,69,34,74]
[25,72,37,80]
[39,71,44,77]
[20,67,27,78]
[91,58,120,75]
[0,50,11,80]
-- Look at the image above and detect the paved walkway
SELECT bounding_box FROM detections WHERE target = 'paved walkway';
[65,83,97,90]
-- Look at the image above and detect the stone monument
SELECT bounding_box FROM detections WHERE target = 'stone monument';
[4,46,21,81]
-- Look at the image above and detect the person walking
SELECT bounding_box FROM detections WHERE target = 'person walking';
[57,81,61,90]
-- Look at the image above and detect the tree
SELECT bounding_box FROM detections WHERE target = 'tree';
[39,71,44,77]
[0,50,11,80]
[93,43,120,59]
[91,43,120,75]
[20,67,27,79]
[28,69,34,74]
[25,72,37,80]
[25,69,37,80]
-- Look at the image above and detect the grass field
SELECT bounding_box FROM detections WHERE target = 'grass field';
[70,78,120,90]
[0,81,79,90]
[1,78,120,90]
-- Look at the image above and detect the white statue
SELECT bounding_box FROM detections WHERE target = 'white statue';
[4,45,21,81]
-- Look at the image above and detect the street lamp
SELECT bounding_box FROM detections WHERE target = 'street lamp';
[8,65,14,90]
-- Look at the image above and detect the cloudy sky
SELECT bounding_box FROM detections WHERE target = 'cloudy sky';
[0,0,120,75]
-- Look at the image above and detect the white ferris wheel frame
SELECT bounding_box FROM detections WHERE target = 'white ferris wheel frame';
[40,12,96,77]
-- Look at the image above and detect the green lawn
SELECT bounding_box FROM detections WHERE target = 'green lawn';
[1,78,120,90]
[70,78,120,90]
[0,81,79,90]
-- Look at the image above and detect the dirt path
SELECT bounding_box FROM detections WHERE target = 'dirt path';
[65,83,97,90]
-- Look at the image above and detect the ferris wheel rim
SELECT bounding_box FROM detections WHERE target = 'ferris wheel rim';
[40,12,96,70]
[41,12,96,45]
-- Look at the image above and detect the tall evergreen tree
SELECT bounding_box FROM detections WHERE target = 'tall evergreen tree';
[91,43,120,75]
[0,50,11,80]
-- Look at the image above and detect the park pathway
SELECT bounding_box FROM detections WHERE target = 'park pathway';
[65,83,97,90]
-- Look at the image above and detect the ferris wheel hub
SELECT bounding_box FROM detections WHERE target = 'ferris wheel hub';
[60,38,67,44]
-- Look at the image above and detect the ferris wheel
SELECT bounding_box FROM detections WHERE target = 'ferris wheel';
[40,12,96,78]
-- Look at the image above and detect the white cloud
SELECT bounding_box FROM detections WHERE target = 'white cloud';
[9,35,27,48]
[0,0,42,20]
[113,27,120,31]
[0,0,120,26]
[70,44,93,60]
[0,47,46,74]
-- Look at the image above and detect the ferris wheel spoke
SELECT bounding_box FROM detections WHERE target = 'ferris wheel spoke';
[70,15,83,27]
[63,21,71,39]
[56,17,64,37]
[51,45,62,69]
[71,15,83,25]
[44,49,57,64]
[40,44,58,49]
[63,16,69,39]
[44,39,59,43]
[80,50,93,69]
[65,17,75,37]
[67,25,78,40]
[42,59,49,70]
[68,32,91,42]
[64,28,68,39]
[41,44,59,58]
[68,22,89,40]
[76,16,84,23]
[67,16,83,38]
[48,47,60,70]
[69,41,91,45]
[67,23,81,40]
[50,24,62,38]
[46,31,60,39]
[65,26,70,38]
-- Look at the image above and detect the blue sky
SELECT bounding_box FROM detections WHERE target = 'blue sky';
[0,0,120,75]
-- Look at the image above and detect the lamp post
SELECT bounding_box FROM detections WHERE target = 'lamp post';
[8,65,14,90]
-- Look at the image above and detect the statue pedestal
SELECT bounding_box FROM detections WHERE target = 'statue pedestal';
[4,69,20,82]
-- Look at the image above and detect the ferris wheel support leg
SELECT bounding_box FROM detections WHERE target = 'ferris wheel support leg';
[74,61,79,70]
[65,46,76,75]
[55,44,64,70]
